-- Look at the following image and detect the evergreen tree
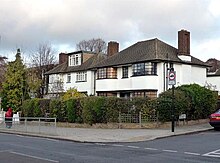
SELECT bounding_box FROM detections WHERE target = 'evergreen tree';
[2,49,29,112]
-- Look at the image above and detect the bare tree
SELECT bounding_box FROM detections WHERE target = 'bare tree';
[28,43,58,98]
[49,79,64,99]
[76,38,106,53]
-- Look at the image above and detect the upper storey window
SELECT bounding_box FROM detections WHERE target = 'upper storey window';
[97,67,117,79]
[132,62,157,76]
[69,54,81,66]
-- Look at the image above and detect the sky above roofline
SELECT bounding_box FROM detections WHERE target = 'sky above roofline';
[0,0,220,62]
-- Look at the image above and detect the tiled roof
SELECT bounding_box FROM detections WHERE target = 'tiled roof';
[45,53,106,75]
[94,38,208,68]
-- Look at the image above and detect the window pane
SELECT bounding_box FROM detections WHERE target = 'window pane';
[122,67,128,78]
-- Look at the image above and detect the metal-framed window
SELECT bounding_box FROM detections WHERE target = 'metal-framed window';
[97,67,117,79]
[132,62,157,76]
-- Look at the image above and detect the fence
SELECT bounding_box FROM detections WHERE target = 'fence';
[119,111,159,126]
[0,117,57,136]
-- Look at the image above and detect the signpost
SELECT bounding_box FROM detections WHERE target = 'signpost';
[168,68,176,132]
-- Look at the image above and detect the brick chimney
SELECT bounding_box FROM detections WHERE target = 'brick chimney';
[178,30,190,55]
[59,52,68,64]
[107,41,119,57]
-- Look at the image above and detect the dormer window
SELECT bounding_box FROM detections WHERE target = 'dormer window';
[69,54,81,66]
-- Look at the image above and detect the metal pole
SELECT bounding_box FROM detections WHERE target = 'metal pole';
[171,85,175,132]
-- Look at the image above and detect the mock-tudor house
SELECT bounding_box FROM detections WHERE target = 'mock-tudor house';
[94,30,208,98]
[44,51,106,98]
[45,29,209,99]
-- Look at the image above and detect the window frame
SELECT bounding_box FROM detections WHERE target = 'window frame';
[122,66,128,78]
[67,73,71,83]
[97,67,117,79]
[76,71,87,82]
[132,62,157,76]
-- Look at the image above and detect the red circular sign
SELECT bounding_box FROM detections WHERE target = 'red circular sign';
[169,72,175,80]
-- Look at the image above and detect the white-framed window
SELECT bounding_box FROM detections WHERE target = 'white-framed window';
[67,73,71,83]
[76,71,87,82]
[69,54,81,66]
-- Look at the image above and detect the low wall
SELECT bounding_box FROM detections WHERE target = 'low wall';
[56,119,209,129]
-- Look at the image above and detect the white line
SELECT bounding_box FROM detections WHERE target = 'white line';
[111,144,124,147]
[127,146,140,149]
[163,149,177,153]
[184,152,200,156]
[0,150,12,153]
[144,148,158,151]
[203,154,220,158]
[203,149,220,156]
[95,143,106,146]
[10,151,59,163]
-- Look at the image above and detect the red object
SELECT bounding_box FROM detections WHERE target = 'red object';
[209,109,220,130]
[5,108,13,117]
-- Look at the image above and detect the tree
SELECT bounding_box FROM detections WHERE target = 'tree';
[2,49,29,112]
[49,79,64,98]
[28,43,57,98]
[0,56,7,91]
[61,88,86,101]
[76,38,107,53]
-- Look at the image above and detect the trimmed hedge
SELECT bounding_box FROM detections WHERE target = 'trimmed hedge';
[21,84,218,124]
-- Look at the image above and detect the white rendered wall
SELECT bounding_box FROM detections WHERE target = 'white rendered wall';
[206,76,219,94]
[96,66,160,94]
[63,71,95,95]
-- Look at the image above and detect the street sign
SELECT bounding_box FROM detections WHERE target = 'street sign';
[168,71,176,85]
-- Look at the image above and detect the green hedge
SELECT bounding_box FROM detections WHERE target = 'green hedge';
[21,84,218,124]
[157,84,217,122]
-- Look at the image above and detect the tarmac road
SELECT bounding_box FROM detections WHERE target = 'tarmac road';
[0,130,220,163]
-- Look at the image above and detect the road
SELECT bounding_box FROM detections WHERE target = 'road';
[0,130,219,163]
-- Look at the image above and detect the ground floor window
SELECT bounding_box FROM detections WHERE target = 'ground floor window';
[97,92,117,97]
[132,90,157,98]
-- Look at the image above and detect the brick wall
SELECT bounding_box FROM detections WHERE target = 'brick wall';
[178,30,190,55]
[107,41,119,57]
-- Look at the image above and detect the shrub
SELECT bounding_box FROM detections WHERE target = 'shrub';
[49,99,66,122]
[66,99,77,123]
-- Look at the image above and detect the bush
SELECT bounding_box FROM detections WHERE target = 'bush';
[66,99,77,123]
[177,84,217,119]
[157,84,218,122]
[49,99,66,122]
[22,99,34,117]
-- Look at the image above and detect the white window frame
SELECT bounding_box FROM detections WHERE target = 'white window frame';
[67,73,71,83]
[76,71,87,82]
[69,54,81,66]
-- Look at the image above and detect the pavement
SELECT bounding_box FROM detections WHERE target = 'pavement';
[0,121,213,143]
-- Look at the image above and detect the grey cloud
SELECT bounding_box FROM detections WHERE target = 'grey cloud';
[0,0,219,60]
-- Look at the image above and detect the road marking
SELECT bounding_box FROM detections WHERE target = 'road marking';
[0,150,12,153]
[184,152,200,156]
[162,149,177,153]
[203,149,220,158]
[127,146,140,149]
[144,148,158,151]
[111,144,124,147]
[10,151,59,162]
[95,143,106,146]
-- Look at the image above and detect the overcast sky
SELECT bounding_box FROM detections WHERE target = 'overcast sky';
[0,0,220,62]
